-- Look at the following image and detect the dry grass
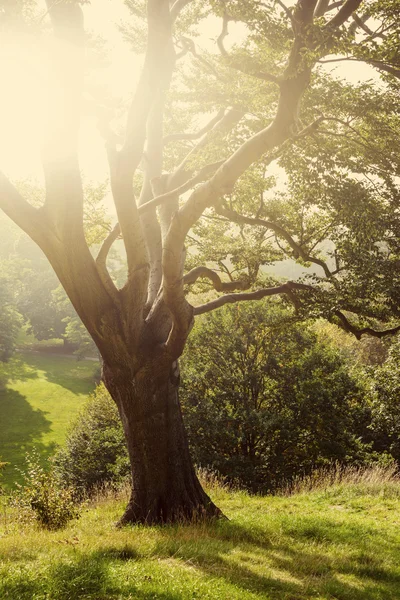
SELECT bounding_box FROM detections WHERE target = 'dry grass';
[280,462,400,496]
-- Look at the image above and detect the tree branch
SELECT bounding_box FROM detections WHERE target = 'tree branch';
[139,160,224,216]
[0,173,46,245]
[163,109,225,144]
[193,281,313,315]
[170,0,194,22]
[217,11,230,57]
[110,0,174,311]
[183,266,250,292]
[95,224,121,299]
[216,197,337,282]
[325,0,363,28]
[334,311,400,339]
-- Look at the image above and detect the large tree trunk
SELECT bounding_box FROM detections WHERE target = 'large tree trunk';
[103,359,222,525]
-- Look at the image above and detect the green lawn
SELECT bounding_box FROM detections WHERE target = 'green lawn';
[1,479,400,599]
[0,352,98,488]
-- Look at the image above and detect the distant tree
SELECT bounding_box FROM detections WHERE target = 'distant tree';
[0,0,399,524]
[0,267,22,362]
[368,336,400,462]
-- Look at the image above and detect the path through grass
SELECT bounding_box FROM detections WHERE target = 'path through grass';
[0,352,97,488]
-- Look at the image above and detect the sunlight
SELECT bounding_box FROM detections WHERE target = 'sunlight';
[0,31,48,179]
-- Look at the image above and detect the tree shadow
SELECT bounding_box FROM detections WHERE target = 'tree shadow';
[147,515,400,599]
[20,352,97,395]
[0,552,184,600]
[0,388,55,488]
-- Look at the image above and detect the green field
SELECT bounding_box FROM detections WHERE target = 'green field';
[0,352,98,488]
[1,477,400,599]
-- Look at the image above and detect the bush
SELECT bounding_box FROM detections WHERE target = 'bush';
[13,452,80,530]
[180,302,373,492]
[54,385,130,497]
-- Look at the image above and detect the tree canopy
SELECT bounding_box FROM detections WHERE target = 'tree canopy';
[0,0,399,524]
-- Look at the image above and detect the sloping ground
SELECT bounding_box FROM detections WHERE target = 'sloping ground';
[0,352,97,487]
[1,480,400,600]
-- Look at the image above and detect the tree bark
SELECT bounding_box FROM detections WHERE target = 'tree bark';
[103,358,222,525]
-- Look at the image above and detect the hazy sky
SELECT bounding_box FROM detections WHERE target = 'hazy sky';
[0,1,377,186]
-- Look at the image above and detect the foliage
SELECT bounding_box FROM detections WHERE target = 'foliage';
[368,335,400,462]
[54,385,130,497]
[12,451,80,530]
[0,266,22,362]
[0,457,8,495]
[180,302,373,491]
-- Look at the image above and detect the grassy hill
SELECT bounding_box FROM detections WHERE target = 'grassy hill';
[0,352,98,488]
[1,472,400,599]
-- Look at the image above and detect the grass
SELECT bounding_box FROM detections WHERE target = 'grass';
[0,352,97,488]
[1,469,400,599]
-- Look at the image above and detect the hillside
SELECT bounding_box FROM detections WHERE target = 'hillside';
[1,474,400,599]
[0,352,97,488]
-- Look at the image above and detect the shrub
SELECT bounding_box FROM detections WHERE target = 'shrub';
[13,451,80,530]
[180,302,373,492]
[54,385,130,497]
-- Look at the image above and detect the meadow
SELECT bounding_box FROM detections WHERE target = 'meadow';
[0,352,97,488]
[1,471,400,600]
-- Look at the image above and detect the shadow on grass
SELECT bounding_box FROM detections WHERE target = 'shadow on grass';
[0,388,55,488]
[0,552,183,600]
[18,351,97,396]
[1,515,400,600]
[148,516,400,599]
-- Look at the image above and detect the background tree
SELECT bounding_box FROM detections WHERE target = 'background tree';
[0,0,399,524]
[181,302,372,491]
[0,267,21,362]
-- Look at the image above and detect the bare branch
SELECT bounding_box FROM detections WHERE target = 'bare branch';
[276,0,295,27]
[168,108,243,189]
[216,204,337,281]
[95,224,121,299]
[170,0,193,22]
[183,266,250,291]
[96,223,121,266]
[193,281,314,315]
[140,161,224,216]
[163,109,225,144]
[217,11,230,57]
[325,0,363,28]
[351,13,374,35]
[334,311,400,339]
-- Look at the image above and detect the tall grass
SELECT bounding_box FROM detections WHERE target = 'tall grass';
[281,462,400,496]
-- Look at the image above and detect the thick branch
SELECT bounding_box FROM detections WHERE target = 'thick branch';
[334,311,400,339]
[217,11,230,57]
[0,173,46,245]
[193,281,313,315]
[170,0,193,22]
[110,0,174,304]
[326,0,363,28]
[183,266,250,292]
[95,224,121,300]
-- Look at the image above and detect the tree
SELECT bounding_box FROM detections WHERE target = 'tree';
[181,303,371,491]
[0,0,399,524]
[0,265,22,362]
